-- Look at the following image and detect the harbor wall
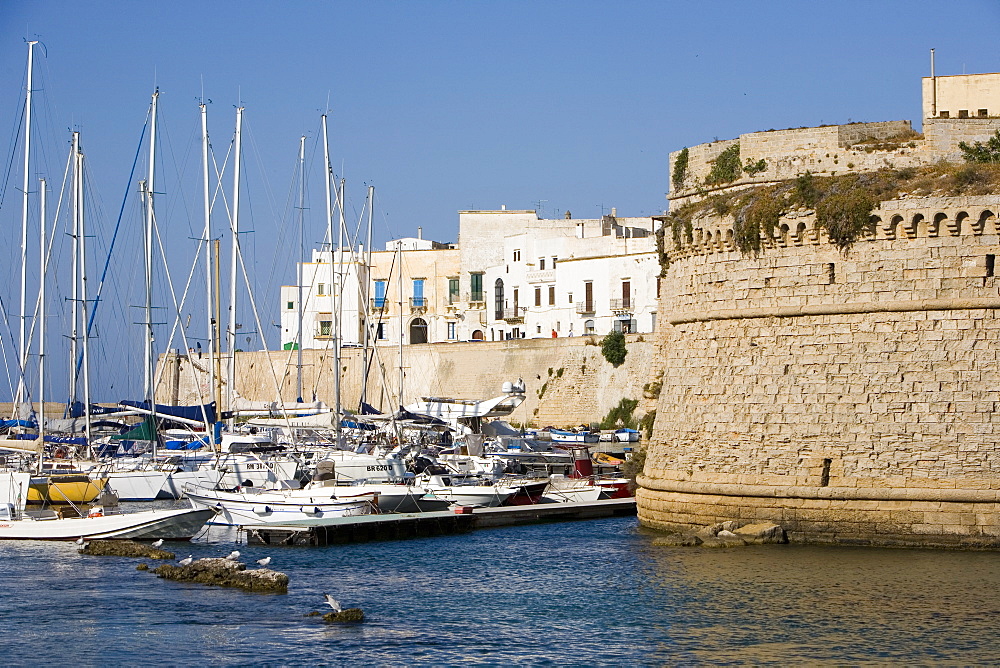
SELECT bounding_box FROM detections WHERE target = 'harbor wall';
[158,335,658,430]
[636,193,1000,547]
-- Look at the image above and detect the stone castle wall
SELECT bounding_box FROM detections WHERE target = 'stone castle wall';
[637,194,1000,547]
[158,335,657,430]
[669,119,1000,209]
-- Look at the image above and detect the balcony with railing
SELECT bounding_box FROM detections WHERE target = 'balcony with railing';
[609,298,633,314]
[499,306,526,323]
[575,301,596,315]
[463,292,486,308]
[409,297,427,313]
[370,298,389,313]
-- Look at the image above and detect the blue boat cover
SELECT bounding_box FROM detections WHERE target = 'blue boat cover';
[119,400,216,425]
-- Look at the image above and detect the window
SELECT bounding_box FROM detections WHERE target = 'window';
[287,301,294,310]
[534,287,541,307]
[513,249,521,261]
[584,319,595,335]
[412,279,425,307]
[940,110,950,118]
[409,318,428,344]
[536,325,542,334]
[447,322,456,340]
[980,109,989,118]
[552,256,557,266]
[959,109,969,119]
[494,278,505,320]
[317,314,332,337]
[539,258,545,270]
[584,281,593,312]
[548,285,555,305]
[568,292,573,304]
[622,280,631,309]
[470,273,484,302]
[448,278,460,304]
[317,283,326,296]
[513,288,519,310]
[376,323,386,340]
[987,254,996,278]
[373,280,387,308]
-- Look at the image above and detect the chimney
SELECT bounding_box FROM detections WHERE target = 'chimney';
[565,210,572,219]
[501,204,506,210]
[611,207,617,217]
[417,226,422,240]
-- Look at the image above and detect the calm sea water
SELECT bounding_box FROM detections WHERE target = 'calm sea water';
[3,513,1000,666]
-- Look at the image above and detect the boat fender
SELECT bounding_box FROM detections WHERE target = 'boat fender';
[88,506,103,518]
[252,505,271,515]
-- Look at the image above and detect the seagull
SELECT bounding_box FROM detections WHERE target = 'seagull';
[324,594,342,613]
[225,550,240,561]
[256,556,271,567]
[151,539,164,548]
[179,555,193,566]
[75,536,85,545]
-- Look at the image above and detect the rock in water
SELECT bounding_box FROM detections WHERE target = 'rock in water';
[733,522,788,544]
[152,558,289,593]
[80,539,175,560]
[652,534,703,547]
[323,608,365,624]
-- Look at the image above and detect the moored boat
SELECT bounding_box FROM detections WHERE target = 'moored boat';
[0,503,215,541]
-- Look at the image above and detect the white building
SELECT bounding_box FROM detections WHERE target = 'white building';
[281,209,660,348]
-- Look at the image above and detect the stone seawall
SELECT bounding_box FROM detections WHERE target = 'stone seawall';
[158,336,658,429]
[637,194,1000,547]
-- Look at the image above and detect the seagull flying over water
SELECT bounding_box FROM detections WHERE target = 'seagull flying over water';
[225,550,240,561]
[179,555,193,566]
[256,556,271,567]
[324,594,342,613]
[152,539,164,548]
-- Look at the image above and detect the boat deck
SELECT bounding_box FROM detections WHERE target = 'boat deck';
[242,497,636,547]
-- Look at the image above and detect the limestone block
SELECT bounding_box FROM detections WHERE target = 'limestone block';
[733,522,788,544]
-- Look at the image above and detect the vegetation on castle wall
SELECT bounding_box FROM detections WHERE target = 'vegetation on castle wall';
[638,410,656,439]
[599,397,639,430]
[706,144,742,184]
[672,147,689,189]
[959,130,1000,163]
[743,157,768,176]
[662,163,1000,264]
[621,445,646,492]
[601,330,627,367]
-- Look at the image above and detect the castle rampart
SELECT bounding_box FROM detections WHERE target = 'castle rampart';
[637,193,1000,547]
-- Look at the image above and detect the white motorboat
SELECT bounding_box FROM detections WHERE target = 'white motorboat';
[184,485,373,526]
[0,502,215,541]
[419,474,515,508]
[306,480,452,514]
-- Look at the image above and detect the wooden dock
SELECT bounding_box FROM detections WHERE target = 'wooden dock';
[242,497,636,547]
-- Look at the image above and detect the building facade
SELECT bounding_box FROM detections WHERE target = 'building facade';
[282,210,661,349]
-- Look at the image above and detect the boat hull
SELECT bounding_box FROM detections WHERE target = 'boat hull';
[27,475,106,505]
[0,507,216,541]
[185,487,373,526]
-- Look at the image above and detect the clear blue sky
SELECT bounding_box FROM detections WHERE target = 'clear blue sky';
[1,0,998,403]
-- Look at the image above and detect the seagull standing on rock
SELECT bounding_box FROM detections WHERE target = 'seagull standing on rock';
[324,594,342,613]
[152,539,164,548]
[256,556,271,567]
[179,555,193,566]
[75,537,85,545]
[225,550,240,561]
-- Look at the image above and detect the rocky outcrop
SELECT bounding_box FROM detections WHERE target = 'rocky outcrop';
[79,539,175,560]
[652,521,787,548]
[153,558,289,593]
[323,608,365,624]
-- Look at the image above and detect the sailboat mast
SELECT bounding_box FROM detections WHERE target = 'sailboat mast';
[360,185,374,408]
[227,106,244,415]
[77,137,92,444]
[144,90,159,405]
[200,102,217,443]
[16,40,37,413]
[397,239,404,407]
[38,178,46,457]
[334,179,345,444]
[68,132,80,411]
[295,135,305,403]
